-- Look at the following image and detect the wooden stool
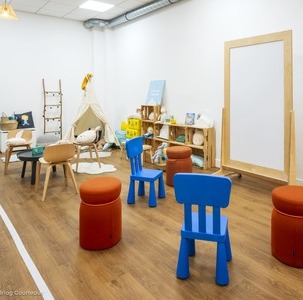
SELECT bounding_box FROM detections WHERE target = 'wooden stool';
[166,146,192,187]
[272,185,303,267]
[79,177,122,250]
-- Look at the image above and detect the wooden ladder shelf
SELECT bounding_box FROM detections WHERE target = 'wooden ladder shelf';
[42,79,63,139]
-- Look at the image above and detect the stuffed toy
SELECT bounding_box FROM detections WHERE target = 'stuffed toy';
[152,142,168,164]
[143,126,154,138]
[75,130,96,143]
[170,116,176,124]
[75,126,100,144]
[162,148,167,161]
[158,107,169,123]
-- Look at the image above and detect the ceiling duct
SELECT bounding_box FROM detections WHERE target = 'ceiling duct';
[83,0,181,29]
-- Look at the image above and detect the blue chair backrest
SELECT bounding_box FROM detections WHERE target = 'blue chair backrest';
[173,173,232,234]
[126,136,143,175]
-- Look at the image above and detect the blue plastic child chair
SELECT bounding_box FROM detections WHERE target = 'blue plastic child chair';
[125,136,165,207]
[173,173,232,285]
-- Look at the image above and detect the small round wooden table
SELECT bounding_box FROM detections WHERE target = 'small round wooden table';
[17,149,44,185]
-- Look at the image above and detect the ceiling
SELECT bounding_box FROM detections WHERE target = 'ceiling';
[8,0,157,22]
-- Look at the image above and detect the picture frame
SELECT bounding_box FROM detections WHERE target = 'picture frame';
[185,113,195,125]
[146,80,165,105]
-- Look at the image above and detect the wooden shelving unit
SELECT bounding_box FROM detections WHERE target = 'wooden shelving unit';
[141,104,161,150]
[141,105,215,169]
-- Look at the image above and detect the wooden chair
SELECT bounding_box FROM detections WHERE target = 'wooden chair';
[142,144,153,165]
[4,129,32,174]
[120,140,152,165]
[35,144,79,201]
[126,136,165,207]
[73,126,101,172]
[173,173,232,285]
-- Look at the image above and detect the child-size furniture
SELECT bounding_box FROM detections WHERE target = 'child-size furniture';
[166,146,192,186]
[126,136,165,207]
[17,149,43,185]
[4,129,32,175]
[35,143,79,201]
[174,173,233,285]
[73,126,102,172]
[79,176,122,250]
[272,185,303,267]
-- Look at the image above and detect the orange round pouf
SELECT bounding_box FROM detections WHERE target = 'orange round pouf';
[79,176,122,250]
[271,185,303,268]
[166,146,192,187]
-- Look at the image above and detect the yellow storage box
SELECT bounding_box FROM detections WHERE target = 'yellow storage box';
[128,118,141,130]
[126,128,141,139]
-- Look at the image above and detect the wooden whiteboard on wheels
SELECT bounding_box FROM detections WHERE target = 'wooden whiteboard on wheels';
[217,30,296,184]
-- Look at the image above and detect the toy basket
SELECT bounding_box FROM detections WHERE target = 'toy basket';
[1,116,9,123]
[0,120,18,131]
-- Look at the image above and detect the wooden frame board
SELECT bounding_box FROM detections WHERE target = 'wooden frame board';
[216,30,296,184]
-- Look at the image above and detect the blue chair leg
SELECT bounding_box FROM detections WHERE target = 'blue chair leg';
[225,228,232,261]
[127,179,135,204]
[148,182,157,207]
[176,237,190,279]
[158,175,166,198]
[215,241,229,285]
[188,238,195,256]
[138,181,145,196]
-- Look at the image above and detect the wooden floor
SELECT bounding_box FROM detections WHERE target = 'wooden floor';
[0,148,303,300]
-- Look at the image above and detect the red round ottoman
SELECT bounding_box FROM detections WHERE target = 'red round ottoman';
[272,185,303,267]
[79,176,122,250]
[166,146,192,187]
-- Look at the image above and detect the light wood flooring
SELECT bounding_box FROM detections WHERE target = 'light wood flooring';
[0,148,303,300]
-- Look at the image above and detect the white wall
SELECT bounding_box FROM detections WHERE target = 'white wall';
[102,0,303,182]
[1,0,303,182]
[0,12,94,138]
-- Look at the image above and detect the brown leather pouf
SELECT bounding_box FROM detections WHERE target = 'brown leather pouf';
[79,176,122,250]
[271,185,303,267]
[166,146,192,187]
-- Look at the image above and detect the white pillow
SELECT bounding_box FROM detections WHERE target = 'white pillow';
[15,130,24,139]
[6,137,27,145]
[76,130,96,143]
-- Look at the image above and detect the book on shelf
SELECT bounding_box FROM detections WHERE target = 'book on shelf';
[185,113,195,125]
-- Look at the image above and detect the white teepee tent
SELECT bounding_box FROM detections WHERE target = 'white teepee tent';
[64,75,119,146]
